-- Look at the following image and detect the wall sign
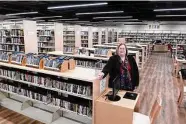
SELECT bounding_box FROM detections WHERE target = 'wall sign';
[148,22,160,30]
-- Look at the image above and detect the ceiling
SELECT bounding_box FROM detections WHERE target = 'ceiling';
[0,1,186,26]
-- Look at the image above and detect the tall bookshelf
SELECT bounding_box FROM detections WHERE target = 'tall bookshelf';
[92,32,99,46]
[101,30,106,44]
[63,25,76,54]
[37,23,55,54]
[0,20,38,54]
[114,31,118,42]
[108,29,114,43]
[81,30,89,48]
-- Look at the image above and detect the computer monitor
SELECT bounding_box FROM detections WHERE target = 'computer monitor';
[107,76,121,101]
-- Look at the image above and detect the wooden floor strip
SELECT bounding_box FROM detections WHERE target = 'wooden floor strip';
[136,53,186,124]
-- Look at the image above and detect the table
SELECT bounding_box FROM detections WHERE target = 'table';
[154,45,168,52]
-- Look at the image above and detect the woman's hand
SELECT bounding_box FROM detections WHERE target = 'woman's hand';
[97,72,104,80]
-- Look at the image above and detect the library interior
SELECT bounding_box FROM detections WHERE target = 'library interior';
[0,1,185,124]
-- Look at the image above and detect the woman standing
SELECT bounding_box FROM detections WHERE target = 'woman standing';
[97,43,139,91]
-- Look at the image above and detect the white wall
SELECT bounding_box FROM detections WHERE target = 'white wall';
[118,21,186,33]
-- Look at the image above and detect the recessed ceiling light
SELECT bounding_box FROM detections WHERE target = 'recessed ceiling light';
[48,2,107,10]
[6,11,38,16]
[76,11,124,15]
[156,14,186,17]
[33,16,62,19]
[154,8,186,12]
[93,16,132,19]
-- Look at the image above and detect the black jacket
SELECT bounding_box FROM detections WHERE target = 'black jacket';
[102,55,139,90]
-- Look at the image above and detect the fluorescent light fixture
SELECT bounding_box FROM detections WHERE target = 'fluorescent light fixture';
[48,2,107,10]
[156,14,186,17]
[7,18,26,21]
[105,19,138,21]
[33,16,62,19]
[6,11,38,16]
[49,18,78,21]
[154,8,186,12]
[76,11,124,15]
[93,16,132,19]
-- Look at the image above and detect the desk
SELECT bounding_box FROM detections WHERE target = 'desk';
[154,45,168,52]
[95,89,140,124]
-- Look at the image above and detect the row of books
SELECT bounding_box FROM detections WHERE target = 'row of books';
[64,47,74,53]
[0,68,92,97]
[0,81,92,117]
[94,49,109,56]
[11,29,24,36]
[26,54,45,66]
[3,29,24,37]
[44,56,73,69]
[2,45,24,52]
[81,36,88,39]
[38,37,54,42]
[38,43,54,48]
[11,53,25,63]
[44,57,63,69]
[81,44,88,48]
[37,30,54,36]
[64,37,75,40]
[0,81,48,103]
[81,32,88,36]
[76,60,106,69]
[0,53,9,61]
[2,37,24,44]
[63,31,75,35]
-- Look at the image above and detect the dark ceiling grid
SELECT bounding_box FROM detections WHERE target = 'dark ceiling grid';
[0,1,186,24]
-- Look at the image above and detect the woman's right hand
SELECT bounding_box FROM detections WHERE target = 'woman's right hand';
[97,72,104,80]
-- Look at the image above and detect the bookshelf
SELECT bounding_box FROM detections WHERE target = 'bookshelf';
[92,32,99,46]
[114,31,118,42]
[63,25,81,54]
[81,31,89,48]
[93,44,145,69]
[37,23,55,54]
[48,51,108,70]
[1,22,25,53]
[108,29,114,43]
[117,30,186,44]
[0,20,38,54]
[0,61,106,124]
[101,30,106,44]
[63,25,75,54]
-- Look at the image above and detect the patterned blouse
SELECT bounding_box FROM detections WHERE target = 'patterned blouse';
[120,58,133,91]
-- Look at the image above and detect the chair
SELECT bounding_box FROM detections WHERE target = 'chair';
[177,71,186,107]
[133,94,162,124]
[172,57,178,76]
